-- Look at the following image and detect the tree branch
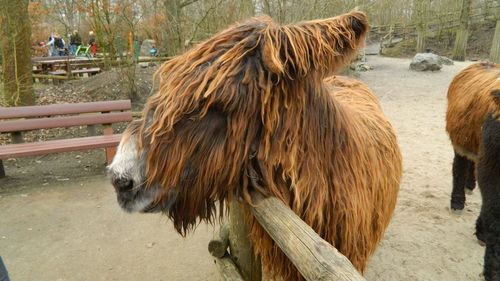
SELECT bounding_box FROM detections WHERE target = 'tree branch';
[180,0,200,8]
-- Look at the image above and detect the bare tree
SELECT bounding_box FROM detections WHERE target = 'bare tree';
[117,0,143,101]
[82,0,119,66]
[161,0,201,56]
[0,0,34,106]
[46,0,79,34]
[452,0,472,61]
[490,0,500,62]
[414,0,429,53]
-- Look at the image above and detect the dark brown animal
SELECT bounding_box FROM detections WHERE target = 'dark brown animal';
[109,11,402,280]
[476,90,500,281]
[447,63,500,279]
[446,61,500,211]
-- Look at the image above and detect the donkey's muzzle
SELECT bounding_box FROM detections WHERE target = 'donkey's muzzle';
[112,176,134,193]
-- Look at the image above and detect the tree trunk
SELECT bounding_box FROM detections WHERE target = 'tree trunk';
[416,30,426,53]
[163,0,184,56]
[452,0,472,61]
[277,0,286,24]
[101,0,117,64]
[490,20,500,63]
[415,0,428,53]
[263,0,271,16]
[0,0,34,106]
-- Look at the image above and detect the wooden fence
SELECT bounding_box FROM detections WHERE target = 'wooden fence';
[370,2,499,39]
[208,193,366,281]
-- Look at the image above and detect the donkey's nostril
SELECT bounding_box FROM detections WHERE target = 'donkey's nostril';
[112,177,134,192]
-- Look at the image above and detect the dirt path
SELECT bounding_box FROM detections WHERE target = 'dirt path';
[0,176,218,281]
[361,56,483,281]
[0,55,486,281]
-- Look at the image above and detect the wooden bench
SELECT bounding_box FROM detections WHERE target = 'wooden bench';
[44,68,101,83]
[44,70,69,84]
[0,100,132,178]
[47,70,67,77]
[71,67,101,77]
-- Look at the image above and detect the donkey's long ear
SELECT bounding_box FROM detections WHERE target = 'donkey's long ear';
[260,10,368,78]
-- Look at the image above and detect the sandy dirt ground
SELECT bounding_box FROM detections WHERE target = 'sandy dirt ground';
[0,55,486,281]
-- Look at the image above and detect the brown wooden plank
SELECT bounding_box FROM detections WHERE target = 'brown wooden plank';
[0,100,131,119]
[32,74,73,80]
[0,112,132,133]
[48,70,67,75]
[31,56,101,64]
[31,55,74,63]
[0,134,122,159]
[71,68,101,74]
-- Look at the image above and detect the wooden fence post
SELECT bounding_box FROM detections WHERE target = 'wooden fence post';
[228,201,262,281]
[214,255,245,281]
[0,160,5,178]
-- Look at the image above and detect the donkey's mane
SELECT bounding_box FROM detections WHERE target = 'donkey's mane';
[137,11,368,235]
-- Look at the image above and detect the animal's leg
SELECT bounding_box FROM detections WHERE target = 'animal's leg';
[465,159,476,195]
[476,214,486,246]
[451,151,468,211]
[483,223,500,281]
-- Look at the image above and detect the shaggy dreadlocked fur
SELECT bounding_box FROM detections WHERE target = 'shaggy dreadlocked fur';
[445,62,500,211]
[129,11,402,280]
[446,62,500,160]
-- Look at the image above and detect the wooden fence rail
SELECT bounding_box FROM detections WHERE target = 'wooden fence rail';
[251,194,366,281]
[209,194,366,281]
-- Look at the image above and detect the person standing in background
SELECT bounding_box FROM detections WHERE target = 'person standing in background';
[53,34,66,56]
[46,33,56,56]
[88,31,97,57]
[69,30,81,55]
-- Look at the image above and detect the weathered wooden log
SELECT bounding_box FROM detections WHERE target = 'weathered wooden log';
[208,223,230,258]
[250,193,366,281]
[214,255,245,281]
[228,201,262,281]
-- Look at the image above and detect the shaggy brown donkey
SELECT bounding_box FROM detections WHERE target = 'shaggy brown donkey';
[476,90,500,281]
[446,62,500,211]
[109,11,402,280]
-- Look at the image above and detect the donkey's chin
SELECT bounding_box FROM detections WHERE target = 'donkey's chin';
[116,186,178,214]
[115,187,158,213]
[141,189,178,213]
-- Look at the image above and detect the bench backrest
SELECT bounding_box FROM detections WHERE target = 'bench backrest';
[0,100,132,134]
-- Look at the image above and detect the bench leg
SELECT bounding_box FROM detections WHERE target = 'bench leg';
[87,125,97,136]
[103,124,115,165]
[0,160,5,178]
[106,147,116,165]
[11,132,24,144]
